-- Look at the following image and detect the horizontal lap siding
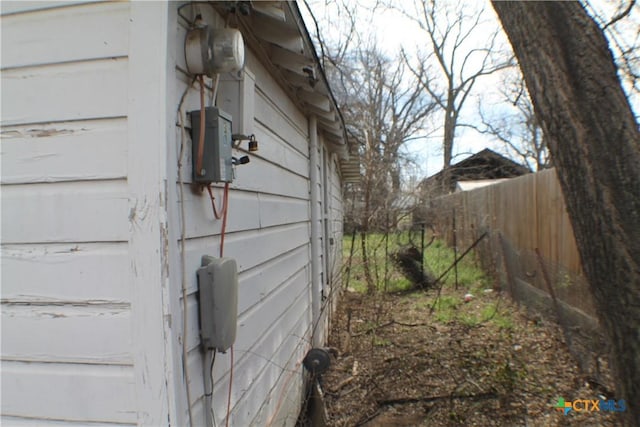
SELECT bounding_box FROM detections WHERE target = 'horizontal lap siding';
[2,362,136,425]
[329,154,344,279]
[1,304,131,365]
[328,154,344,293]
[1,119,128,184]
[1,59,128,126]
[1,243,129,302]
[0,416,134,427]
[0,2,129,69]
[315,148,343,347]
[1,180,129,243]
[0,3,135,425]
[171,7,312,425]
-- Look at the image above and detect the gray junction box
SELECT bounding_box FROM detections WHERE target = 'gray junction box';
[197,256,238,352]
[189,107,233,183]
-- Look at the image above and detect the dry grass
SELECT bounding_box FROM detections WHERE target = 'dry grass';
[325,236,617,426]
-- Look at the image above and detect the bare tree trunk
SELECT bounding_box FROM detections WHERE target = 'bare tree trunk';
[360,230,375,294]
[443,93,456,169]
[361,177,375,294]
[442,100,456,193]
[492,2,640,425]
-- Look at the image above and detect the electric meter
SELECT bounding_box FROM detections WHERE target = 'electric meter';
[185,26,245,76]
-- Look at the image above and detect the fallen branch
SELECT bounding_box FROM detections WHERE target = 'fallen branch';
[354,409,381,427]
[429,232,488,315]
[330,376,355,394]
[352,319,431,337]
[352,320,393,337]
[329,360,360,394]
[377,391,497,407]
[394,320,432,328]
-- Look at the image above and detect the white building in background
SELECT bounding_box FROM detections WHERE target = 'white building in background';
[1,2,358,425]
[455,178,511,192]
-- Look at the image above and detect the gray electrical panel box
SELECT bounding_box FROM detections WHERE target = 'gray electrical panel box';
[189,107,233,183]
[197,256,238,352]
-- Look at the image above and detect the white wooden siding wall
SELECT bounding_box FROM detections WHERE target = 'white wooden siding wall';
[327,153,344,321]
[315,138,344,342]
[313,139,326,345]
[171,5,314,426]
[331,154,344,283]
[0,2,137,425]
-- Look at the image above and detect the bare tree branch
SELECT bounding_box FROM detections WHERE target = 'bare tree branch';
[603,0,636,29]
[395,0,514,176]
[473,69,550,171]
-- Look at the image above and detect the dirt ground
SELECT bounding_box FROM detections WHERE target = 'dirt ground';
[322,286,619,427]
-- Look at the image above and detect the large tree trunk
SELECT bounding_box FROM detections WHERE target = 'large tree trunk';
[492,2,640,425]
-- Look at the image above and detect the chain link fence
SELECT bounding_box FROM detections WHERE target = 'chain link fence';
[424,169,613,391]
[495,232,609,384]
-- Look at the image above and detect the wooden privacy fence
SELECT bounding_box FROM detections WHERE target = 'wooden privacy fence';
[427,169,609,378]
[427,168,597,318]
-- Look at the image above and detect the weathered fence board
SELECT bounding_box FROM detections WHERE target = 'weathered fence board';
[427,167,599,322]
[429,168,583,278]
[427,169,607,377]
